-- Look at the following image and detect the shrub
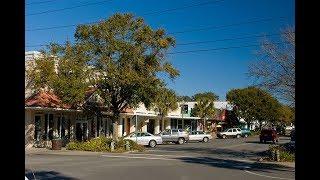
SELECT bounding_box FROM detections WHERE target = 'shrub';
[66,137,111,152]
[66,141,81,150]
[116,139,145,152]
[267,143,295,162]
[280,151,295,162]
[66,137,144,152]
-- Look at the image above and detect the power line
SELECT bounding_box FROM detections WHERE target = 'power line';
[26,15,286,34]
[176,32,281,45]
[25,32,284,48]
[141,0,224,16]
[26,0,61,6]
[26,0,111,16]
[169,17,287,35]
[26,0,225,31]
[168,42,286,55]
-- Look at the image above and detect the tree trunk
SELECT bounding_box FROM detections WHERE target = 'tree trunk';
[111,112,120,140]
[161,116,165,131]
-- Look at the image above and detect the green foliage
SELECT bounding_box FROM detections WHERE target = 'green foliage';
[226,87,281,129]
[26,42,91,108]
[268,144,295,162]
[66,136,144,152]
[26,52,56,90]
[65,141,81,150]
[66,137,110,152]
[74,13,180,137]
[178,95,193,102]
[152,87,179,118]
[117,139,145,152]
[192,92,218,119]
[278,105,295,124]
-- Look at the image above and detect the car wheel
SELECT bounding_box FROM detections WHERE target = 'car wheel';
[149,140,157,148]
[260,139,263,143]
[222,135,227,139]
[244,134,248,138]
[236,134,240,139]
[203,137,209,143]
[178,138,185,145]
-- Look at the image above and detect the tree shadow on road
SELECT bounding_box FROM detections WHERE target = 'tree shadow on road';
[176,157,294,174]
[152,146,268,160]
[25,169,79,180]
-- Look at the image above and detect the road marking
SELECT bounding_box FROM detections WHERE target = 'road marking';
[244,170,294,180]
[128,153,191,158]
[102,154,177,161]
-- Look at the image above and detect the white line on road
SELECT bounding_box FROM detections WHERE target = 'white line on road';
[102,155,177,161]
[244,170,294,180]
[128,153,191,158]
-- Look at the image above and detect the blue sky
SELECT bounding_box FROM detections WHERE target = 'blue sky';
[26,0,295,100]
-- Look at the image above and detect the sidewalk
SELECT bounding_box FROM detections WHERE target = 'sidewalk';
[257,160,295,168]
[25,147,130,156]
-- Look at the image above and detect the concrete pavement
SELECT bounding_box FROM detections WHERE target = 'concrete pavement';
[25,136,295,180]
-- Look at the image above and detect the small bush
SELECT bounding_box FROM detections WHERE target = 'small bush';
[66,141,81,150]
[66,137,144,152]
[280,151,295,162]
[268,143,295,162]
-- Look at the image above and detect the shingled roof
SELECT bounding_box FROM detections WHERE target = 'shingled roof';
[25,90,134,113]
[25,91,72,109]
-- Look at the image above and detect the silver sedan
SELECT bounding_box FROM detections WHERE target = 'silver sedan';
[123,132,162,148]
[188,131,212,142]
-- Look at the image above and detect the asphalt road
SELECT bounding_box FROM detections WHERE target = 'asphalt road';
[25,136,295,180]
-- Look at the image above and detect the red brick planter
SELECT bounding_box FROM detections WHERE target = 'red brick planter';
[51,139,62,150]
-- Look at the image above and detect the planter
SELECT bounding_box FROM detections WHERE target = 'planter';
[51,139,62,150]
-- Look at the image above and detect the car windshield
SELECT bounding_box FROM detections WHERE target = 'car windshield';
[124,132,136,138]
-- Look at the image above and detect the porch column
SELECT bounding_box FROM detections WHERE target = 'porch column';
[142,118,147,132]
[165,119,171,130]
[70,114,76,140]
[130,117,136,133]
[123,118,128,136]
[154,119,160,134]
[117,118,123,137]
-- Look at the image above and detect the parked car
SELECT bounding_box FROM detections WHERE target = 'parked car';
[217,128,242,139]
[240,128,251,138]
[188,131,212,142]
[159,129,189,144]
[259,129,279,143]
[123,132,162,148]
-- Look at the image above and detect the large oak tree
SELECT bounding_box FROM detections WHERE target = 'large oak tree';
[74,13,179,138]
[226,87,281,130]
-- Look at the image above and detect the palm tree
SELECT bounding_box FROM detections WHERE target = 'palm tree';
[153,88,179,132]
[192,92,218,132]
